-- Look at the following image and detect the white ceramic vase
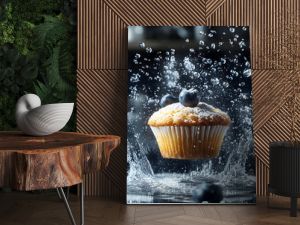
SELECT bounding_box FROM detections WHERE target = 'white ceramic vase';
[16,94,74,136]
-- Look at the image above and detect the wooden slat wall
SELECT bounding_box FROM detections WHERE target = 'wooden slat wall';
[77,0,300,200]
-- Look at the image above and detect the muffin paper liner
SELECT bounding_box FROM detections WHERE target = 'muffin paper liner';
[150,125,229,159]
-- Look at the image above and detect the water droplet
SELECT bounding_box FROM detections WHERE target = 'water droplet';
[189,48,195,53]
[130,73,141,83]
[135,53,141,59]
[199,40,205,45]
[211,43,216,49]
[208,33,213,37]
[183,57,195,71]
[145,47,152,53]
[239,41,246,48]
[230,70,239,76]
[185,38,190,43]
[203,58,212,64]
[202,71,208,76]
[139,42,145,48]
[239,82,245,87]
[243,69,251,77]
[242,26,247,31]
[223,82,229,88]
[172,71,179,77]
[229,27,235,33]
[220,58,226,64]
[239,93,248,99]
[211,78,220,85]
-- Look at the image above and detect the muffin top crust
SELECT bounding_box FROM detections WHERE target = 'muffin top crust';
[148,102,231,127]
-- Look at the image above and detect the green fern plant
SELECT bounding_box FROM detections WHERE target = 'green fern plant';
[0,44,37,130]
[33,15,76,130]
[33,15,76,103]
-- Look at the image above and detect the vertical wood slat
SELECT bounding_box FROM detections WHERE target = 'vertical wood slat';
[256,157,269,196]
[206,0,299,70]
[78,0,127,70]
[77,0,300,199]
[77,69,127,200]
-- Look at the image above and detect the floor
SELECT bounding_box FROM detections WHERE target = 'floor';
[0,192,299,225]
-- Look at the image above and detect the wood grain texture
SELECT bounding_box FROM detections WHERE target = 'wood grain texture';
[78,0,127,70]
[78,0,206,70]
[77,69,127,198]
[0,132,120,191]
[77,0,300,198]
[0,193,300,225]
[252,70,294,131]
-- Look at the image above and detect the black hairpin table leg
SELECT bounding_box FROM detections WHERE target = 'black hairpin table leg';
[57,183,84,225]
[290,196,297,217]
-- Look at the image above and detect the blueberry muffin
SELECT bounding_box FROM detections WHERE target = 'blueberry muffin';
[148,89,231,159]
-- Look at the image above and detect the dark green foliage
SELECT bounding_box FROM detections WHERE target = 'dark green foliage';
[61,0,77,26]
[9,0,62,23]
[0,95,16,130]
[0,44,38,95]
[0,3,35,55]
[33,15,76,104]
[0,44,38,129]
[0,0,77,131]
[32,15,77,131]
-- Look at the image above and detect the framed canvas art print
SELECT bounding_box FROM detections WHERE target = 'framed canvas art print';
[127,26,255,204]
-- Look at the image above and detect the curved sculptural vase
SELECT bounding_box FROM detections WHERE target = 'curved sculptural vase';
[16,94,74,136]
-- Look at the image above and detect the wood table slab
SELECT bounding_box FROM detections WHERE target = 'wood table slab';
[0,131,120,191]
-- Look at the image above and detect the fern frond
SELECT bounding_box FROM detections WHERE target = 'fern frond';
[33,15,69,55]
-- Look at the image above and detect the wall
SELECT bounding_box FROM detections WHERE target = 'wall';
[77,0,300,200]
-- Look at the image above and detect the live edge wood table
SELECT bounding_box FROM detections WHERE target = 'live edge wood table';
[0,131,120,225]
